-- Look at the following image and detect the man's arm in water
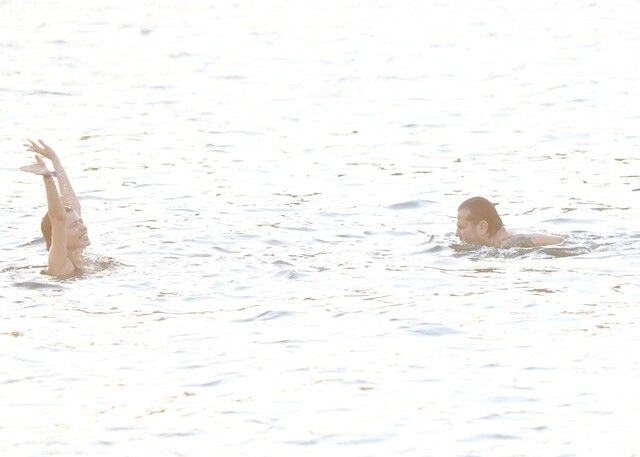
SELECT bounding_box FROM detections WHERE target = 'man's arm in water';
[500,233,564,248]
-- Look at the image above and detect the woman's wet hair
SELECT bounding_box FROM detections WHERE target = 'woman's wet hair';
[41,208,74,250]
[458,196,504,236]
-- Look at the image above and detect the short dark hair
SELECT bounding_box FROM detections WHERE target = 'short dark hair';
[458,196,504,236]
[41,208,74,250]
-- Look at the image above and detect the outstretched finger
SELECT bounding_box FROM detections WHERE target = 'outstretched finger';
[38,139,55,155]
[23,139,39,151]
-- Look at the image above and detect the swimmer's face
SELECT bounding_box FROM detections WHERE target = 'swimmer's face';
[66,210,90,249]
[456,208,488,245]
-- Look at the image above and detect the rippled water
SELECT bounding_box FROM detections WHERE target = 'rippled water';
[2,1,640,456]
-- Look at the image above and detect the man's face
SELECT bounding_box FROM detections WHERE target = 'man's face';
[456,208,487,245]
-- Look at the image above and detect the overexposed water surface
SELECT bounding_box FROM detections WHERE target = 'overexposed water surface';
[1,1,640,456]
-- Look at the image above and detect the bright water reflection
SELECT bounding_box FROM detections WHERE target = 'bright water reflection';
[2,0,640,456]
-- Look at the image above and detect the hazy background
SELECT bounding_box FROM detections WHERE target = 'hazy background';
[1,1,639,456]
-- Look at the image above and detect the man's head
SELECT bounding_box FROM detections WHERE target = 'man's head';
[456,196,504,245]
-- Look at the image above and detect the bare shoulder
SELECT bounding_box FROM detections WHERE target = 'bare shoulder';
[500,232,564,249]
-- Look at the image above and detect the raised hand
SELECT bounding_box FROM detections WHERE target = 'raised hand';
[20,155,52,176]
[24,139,58,161]
[22,138,80,214]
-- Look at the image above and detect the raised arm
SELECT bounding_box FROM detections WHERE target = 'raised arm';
[25,139,81,216]
[20,156,75,276]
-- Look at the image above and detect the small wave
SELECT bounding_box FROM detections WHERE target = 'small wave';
[13,280,60,289]
[26,89,76,97]
[387,199,435,210]
[18,237,45,248]
[408,323,462,336]
[536,246,591,257]
[449,232,640,259]
[450,243,589,259]
[2,263,46,273]
[234,310,296,322]
[273,269,299,280]
[273,260,295,267]
[415,244,449,254]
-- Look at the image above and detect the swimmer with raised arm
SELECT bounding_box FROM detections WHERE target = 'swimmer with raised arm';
[456,196,564,248]
[20,139,90,276]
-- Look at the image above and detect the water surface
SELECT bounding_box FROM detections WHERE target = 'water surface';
[1,1,639,456]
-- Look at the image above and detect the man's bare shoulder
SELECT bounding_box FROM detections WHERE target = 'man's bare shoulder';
[500,232,564,249]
